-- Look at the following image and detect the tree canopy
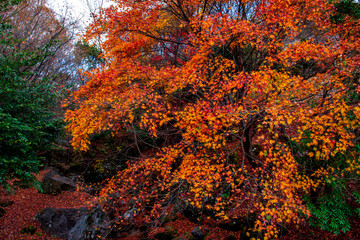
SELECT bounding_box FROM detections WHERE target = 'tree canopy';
[65,0,360,237]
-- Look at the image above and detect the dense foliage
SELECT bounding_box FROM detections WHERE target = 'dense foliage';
[63,0,358,238]
[0,0,68,187]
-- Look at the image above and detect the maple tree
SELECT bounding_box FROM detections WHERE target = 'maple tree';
[65,0,360,238]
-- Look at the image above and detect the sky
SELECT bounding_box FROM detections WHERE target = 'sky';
[47,0,113,28]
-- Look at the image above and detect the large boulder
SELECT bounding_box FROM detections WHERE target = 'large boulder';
[36,207,87,239]
[36,205,111,240]
[42,169,77,195]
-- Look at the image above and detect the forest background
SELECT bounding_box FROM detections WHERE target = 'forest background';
[1,0,360,239]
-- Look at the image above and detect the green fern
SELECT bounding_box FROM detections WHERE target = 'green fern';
[306,188,352,235]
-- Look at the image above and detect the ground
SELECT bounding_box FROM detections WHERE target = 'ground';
[0,170,96,240]
[1,170,360,240]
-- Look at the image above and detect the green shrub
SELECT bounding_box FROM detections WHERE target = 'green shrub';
[0,0,64,188]
[306,184,352,235]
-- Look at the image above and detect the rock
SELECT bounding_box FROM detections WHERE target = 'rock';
[36,205,111,240]
[69,205,111,240]
[67,215,87,239]
[36,207,88,239]
[42,169,77,195]
[191,227,205,240]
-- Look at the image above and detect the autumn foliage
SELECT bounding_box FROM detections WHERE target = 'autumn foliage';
[65,0,360,238]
